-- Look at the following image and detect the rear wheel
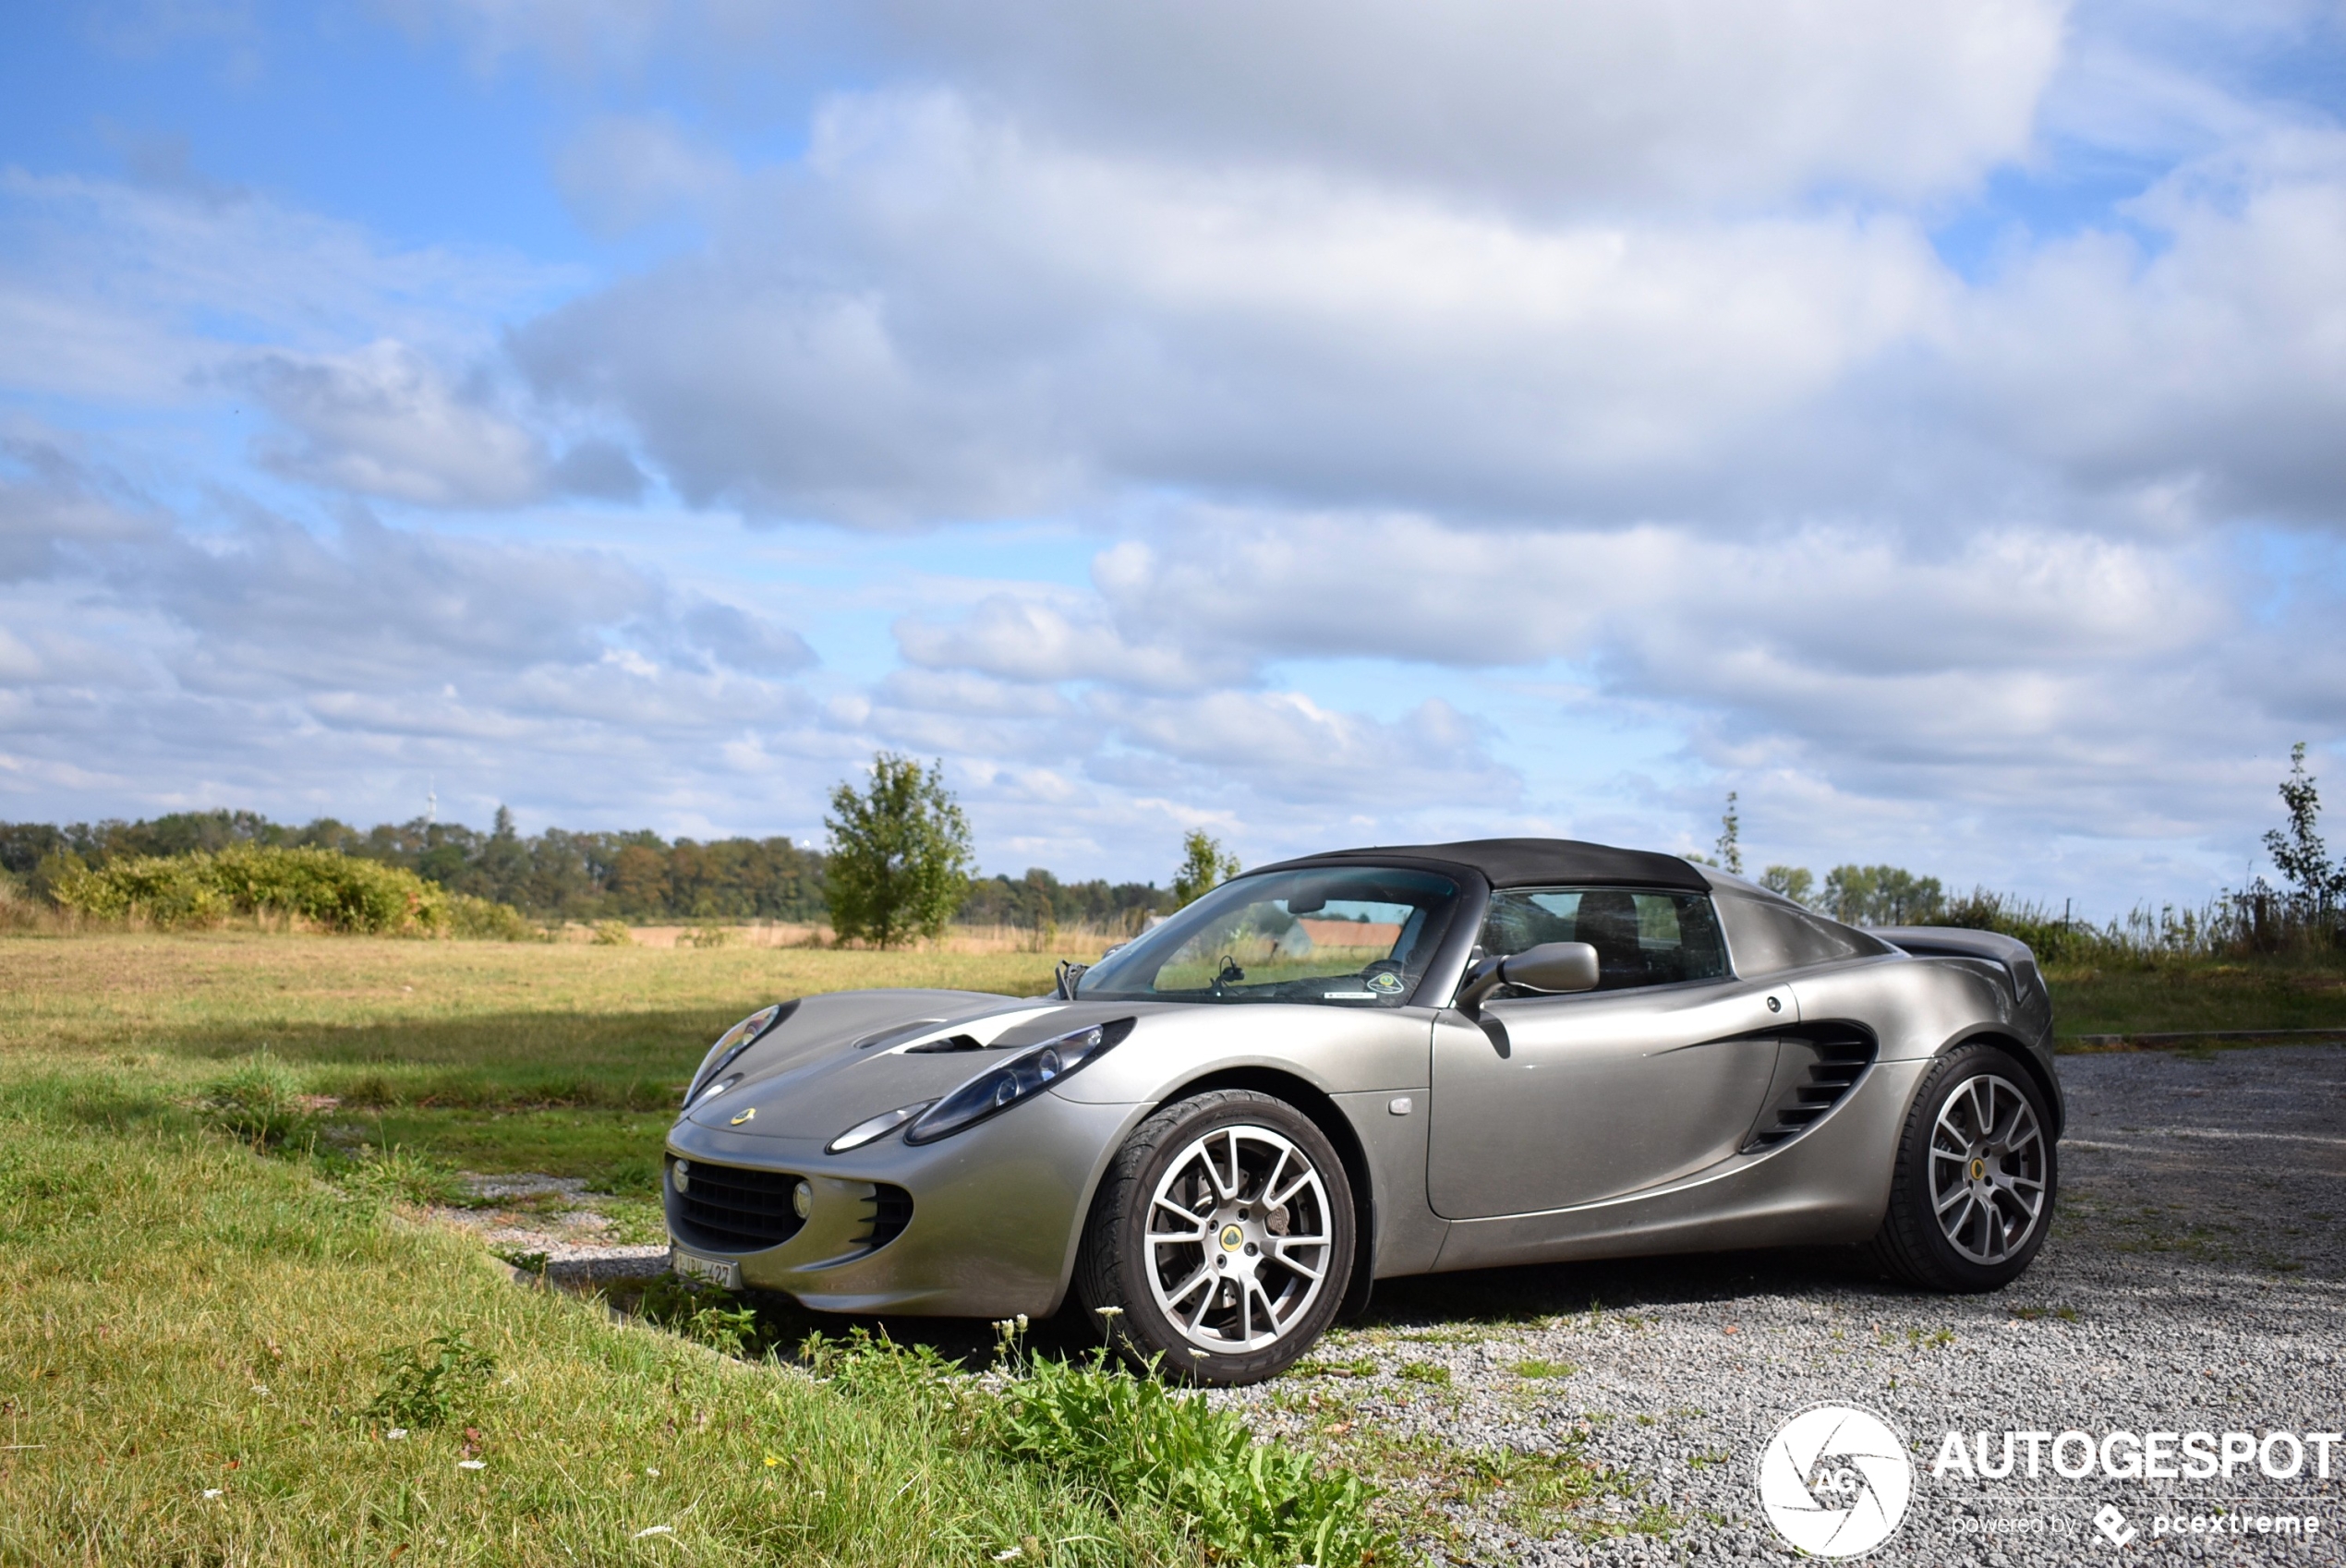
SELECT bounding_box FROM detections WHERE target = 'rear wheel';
[1873,1044,2057,1291]
[1076,1090,1354,1385]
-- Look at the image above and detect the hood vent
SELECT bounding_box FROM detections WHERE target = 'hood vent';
[1744,1027,1876,1152]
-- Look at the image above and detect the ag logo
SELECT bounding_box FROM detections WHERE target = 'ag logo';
[1757,1405,1912,1558]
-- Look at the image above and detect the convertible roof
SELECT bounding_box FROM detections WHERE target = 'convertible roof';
[1250,837,1711,892]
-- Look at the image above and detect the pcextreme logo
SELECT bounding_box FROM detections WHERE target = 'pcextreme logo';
[1758,1405,1914,1558]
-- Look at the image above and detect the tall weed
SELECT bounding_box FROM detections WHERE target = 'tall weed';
[199,1054,315,1149]
[361,1330,497,1430]
[989,1336,1391,1567]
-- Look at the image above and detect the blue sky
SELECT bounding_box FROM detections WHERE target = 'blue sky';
[3,0,2342,911]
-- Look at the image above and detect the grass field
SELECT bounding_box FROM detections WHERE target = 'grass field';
[2042,954,2346,1040]
[6,929,2341,1564]
[0,931,1409,1566]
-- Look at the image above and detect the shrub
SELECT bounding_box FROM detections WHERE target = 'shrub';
[50,845,451,935]
[448,892,539,941]
[199,1055,315,1149]
[589,918,633,945]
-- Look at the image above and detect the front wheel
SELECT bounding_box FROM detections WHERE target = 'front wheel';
[1075,1090,1354,1385]
[1872,1044,2057,1291]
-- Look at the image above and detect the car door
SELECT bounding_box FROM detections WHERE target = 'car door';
[1426,887,1795,1218]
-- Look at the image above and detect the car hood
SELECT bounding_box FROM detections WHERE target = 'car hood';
[679,988,1150,1140]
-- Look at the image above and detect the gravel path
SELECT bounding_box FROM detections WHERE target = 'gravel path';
[1218,1044,2346,1565]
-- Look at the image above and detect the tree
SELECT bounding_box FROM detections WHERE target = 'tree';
[1820,864,1943,926]
[1761,865,1815,906]
[823,754,974,947]
[2265,742,2344,913]
[1714,791,1743,874]
[1171,829,1240,907]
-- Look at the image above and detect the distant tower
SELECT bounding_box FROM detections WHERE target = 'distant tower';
[427,780,437,826]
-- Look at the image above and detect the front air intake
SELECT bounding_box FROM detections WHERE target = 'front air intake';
[1744,1028,1877,1152]
[671,1161,809,1252]
[857,1184,913,1251]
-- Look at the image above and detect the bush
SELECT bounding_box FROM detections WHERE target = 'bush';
[199,1055,316,1149]
[50,845,452,935]
[448,892,540,942]
[589,918,633,946]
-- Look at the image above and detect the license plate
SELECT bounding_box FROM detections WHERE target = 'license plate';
[672,1249,742,1289]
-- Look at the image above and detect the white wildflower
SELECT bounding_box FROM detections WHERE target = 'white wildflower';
[385,1429,408,1441]
[202,1489,224,1500]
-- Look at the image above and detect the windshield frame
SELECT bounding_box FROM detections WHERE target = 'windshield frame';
[1076,862,1488,1009]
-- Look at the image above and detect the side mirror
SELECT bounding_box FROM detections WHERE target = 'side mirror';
[1454,941,1601,1013]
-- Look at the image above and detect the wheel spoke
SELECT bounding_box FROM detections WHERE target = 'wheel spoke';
[1186,1279,1219,1333]
[1249,1281,1280,1338]
[1259,1147,1290,1208]
[1935,1181,1970,1216]
[1270,1240,1325,1281]
[1150,1197,1212,1236]
[1162,1263,1214,1309]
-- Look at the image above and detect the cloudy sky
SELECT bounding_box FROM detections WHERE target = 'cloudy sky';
[3,1,2341,909]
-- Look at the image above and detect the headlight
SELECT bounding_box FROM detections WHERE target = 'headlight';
[825,1101,934,1154]
[686,1001,796,1105]
[902,1019,1133,1147]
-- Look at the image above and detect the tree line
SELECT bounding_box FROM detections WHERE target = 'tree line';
[0,802,1179,931]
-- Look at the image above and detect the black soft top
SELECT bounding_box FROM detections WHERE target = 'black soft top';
[1249,837,1711,893]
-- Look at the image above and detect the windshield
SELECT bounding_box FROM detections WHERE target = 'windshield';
[1077,865,1463,1006]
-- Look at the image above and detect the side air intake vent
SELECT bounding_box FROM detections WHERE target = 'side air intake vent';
[857,1184,914,1251]
[1744,1027,1877,1152]
[670,1161,809,1252]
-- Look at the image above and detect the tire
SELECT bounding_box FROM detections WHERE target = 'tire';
[1075,1090,1355,1386]
[1871,1043,2058,1292]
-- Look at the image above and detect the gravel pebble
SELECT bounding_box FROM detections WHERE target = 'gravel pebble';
[1216,1045,2346,1564]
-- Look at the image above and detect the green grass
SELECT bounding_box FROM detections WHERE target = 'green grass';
[0,931,1081,1183]
[0,932,1400,1565]
[0,1089,1200,1565]
[2047,954,2346,1043]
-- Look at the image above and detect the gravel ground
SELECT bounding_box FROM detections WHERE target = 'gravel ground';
[429,1173,671,1285]
[1215,1044,2346,1565]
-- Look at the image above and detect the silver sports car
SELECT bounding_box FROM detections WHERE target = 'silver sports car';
[663,838,2059,1384]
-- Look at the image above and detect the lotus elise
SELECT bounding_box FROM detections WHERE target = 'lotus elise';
[663,838,2060,1383]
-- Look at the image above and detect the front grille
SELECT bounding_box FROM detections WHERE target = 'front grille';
[671,1160,808,1252]
[1745,1029,1876,1151]
[856,1184,913,1250]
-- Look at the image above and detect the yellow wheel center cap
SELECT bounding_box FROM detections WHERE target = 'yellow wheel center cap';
[1219,1224,1245,1251]
[1970,1157,1987,1182]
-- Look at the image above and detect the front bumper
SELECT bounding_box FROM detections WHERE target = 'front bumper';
[663,1091,1140,1318]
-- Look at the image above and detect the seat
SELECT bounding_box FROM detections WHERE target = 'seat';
[1572,891,1649,988]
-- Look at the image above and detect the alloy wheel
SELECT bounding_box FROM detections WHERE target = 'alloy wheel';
[1143,1123,1333,1353]
[1928,1074,2048,1264]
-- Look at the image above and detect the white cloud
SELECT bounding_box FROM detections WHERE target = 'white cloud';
[236,342,550,508]
[555,114,735,235]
